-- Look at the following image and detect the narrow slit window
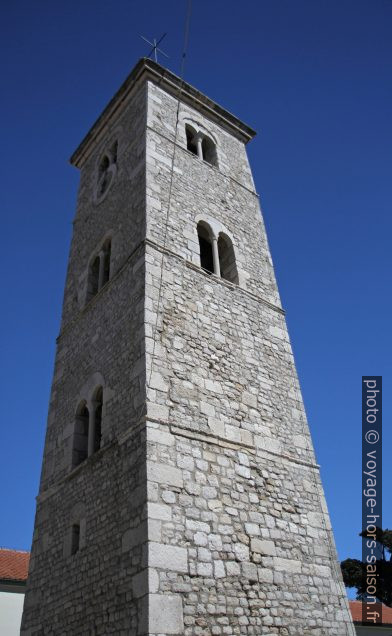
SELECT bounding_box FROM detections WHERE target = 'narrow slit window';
[110,141,118,164]
[101,240,111,287]
[71,523,80,555]
[88,256,100,300]
[93,387,103,453]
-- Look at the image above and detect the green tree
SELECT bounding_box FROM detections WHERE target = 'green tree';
[341,527,392,607]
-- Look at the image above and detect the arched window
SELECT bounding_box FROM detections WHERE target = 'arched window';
[218,233,239,284]
[87,239,111,303]
[196,221,239,285]
[71,523,80,555]
[72,402,89,468]
[185,125,218,167]
[72,387,104,469]
[197,222,214,274]
[92,387,103,454]
[95,141,118,203]
[97,155,111,198]
[202,136,218,167]
[185,124,198,156]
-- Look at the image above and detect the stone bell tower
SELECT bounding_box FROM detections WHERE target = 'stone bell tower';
[22,59,355,635]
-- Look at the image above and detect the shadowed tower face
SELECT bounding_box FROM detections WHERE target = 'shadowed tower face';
[21,59,355,635]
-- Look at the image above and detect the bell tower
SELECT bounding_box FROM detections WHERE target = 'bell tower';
[22,59,355,635]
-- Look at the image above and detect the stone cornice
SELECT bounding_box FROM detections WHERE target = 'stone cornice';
[70,58,256,168]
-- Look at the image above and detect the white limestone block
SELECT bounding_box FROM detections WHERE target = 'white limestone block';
[147,461,184,488]
[234,543,250,562]
[255,435,282,454]
[147,426,175,446]
[214,560,226,578]
[148,503,172,521]
[251,538,276,556]
[148,594,184,634]
[274,557,302,574]
[149,542,188,573]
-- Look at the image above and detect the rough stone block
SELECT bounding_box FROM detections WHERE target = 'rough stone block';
[214,560,225,578]
[251,538,276,556]
[241,562,258,581]
[234,543,250,562]
[258,567,274,583]
[226,561,241,576]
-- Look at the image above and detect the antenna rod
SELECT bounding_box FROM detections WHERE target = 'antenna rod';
[180,0,192,79]
[139,33,169,64]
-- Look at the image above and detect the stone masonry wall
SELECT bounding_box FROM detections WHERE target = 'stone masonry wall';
[146,81,280,306]
[22,426,147,635]
[143,250,354,635]
[60,80,147,330]
[23,79,150,634]
[145,247,313,461]
[143,77,354,634]
[39,250,146,492]
[145,424,354,635]
[22,65,355,636]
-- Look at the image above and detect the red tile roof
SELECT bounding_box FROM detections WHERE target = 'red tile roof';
[0,549,30,582]
[350,600,392,625]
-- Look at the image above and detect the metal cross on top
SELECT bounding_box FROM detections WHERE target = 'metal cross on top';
[140,33,169,63]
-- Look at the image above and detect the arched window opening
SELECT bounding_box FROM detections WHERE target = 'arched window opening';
[87,239,111,304]
[218,234,239,284]
[197,222,214,274]
[202,136,218,167]
[93,387,103,453]
[73,402,89,468]
[97,155,112,197]
[185,124,218,167]
[95,142,117,203]
[71,523,80,555]
[185,125,198,156]
[88,255,100,301]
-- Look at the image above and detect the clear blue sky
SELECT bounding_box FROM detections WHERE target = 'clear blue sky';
[1,0,391,581]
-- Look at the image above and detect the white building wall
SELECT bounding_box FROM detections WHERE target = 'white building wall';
[0,590,25,635]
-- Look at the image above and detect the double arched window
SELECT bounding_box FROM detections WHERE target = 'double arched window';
[185,124,218,168]
[197,221,238,284]
[72,386,104,469]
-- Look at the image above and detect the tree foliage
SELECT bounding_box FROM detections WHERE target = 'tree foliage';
[341,528,392,607]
